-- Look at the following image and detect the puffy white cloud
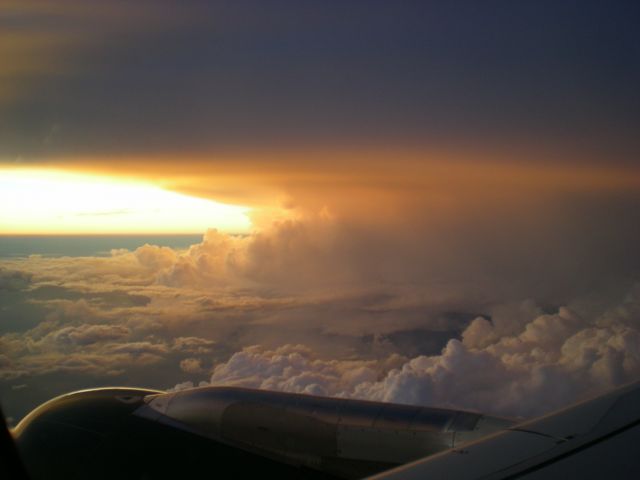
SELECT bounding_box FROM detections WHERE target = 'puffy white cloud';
[180,357,204,374]
[205,344,384,397]
[0,313,171,379]
[170,380,195,392]
[364,299,640,417]
[174,286,640,418]
[134,244,178,271]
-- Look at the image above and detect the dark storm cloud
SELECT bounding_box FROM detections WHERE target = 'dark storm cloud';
[1,0,639,161]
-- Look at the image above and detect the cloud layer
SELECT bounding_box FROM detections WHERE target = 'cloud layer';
[2,204,640,422]
[175,284,640,418]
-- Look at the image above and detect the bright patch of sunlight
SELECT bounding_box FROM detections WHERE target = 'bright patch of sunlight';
[0,169,252,234]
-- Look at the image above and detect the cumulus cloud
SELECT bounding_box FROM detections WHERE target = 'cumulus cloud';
[180,358,204,374]
[204,344,394,397]
[176,286,640,418]
[0,310,171,380]
[2,191,640,421]
[172,337,216,355]
[134,244,178,271]
[51,324,131,346]
[0,350,148,380]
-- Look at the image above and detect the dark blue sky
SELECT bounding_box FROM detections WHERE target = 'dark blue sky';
[1,0,639,162]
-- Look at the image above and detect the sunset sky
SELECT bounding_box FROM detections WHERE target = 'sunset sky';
[1,1,640,425]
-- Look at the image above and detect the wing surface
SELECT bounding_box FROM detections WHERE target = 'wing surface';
[369,381,640,480]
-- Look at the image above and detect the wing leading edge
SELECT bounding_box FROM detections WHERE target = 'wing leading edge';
[368,381,640,480]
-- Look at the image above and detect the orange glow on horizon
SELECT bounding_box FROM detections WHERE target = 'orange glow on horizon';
[0,169,253,235]
[3,150,639,235]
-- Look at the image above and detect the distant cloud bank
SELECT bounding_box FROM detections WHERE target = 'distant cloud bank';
[2,207,640,419]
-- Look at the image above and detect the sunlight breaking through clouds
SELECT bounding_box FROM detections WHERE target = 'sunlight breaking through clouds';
[0,169,252,234]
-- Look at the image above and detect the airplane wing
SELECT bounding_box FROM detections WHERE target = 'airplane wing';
[7,381,640,479]
[368,381,640,480]
[10,386,511,479]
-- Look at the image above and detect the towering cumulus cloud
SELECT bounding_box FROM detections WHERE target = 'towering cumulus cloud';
[186,286,640,418]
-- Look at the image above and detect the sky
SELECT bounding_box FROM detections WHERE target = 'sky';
[1,1,640,425]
